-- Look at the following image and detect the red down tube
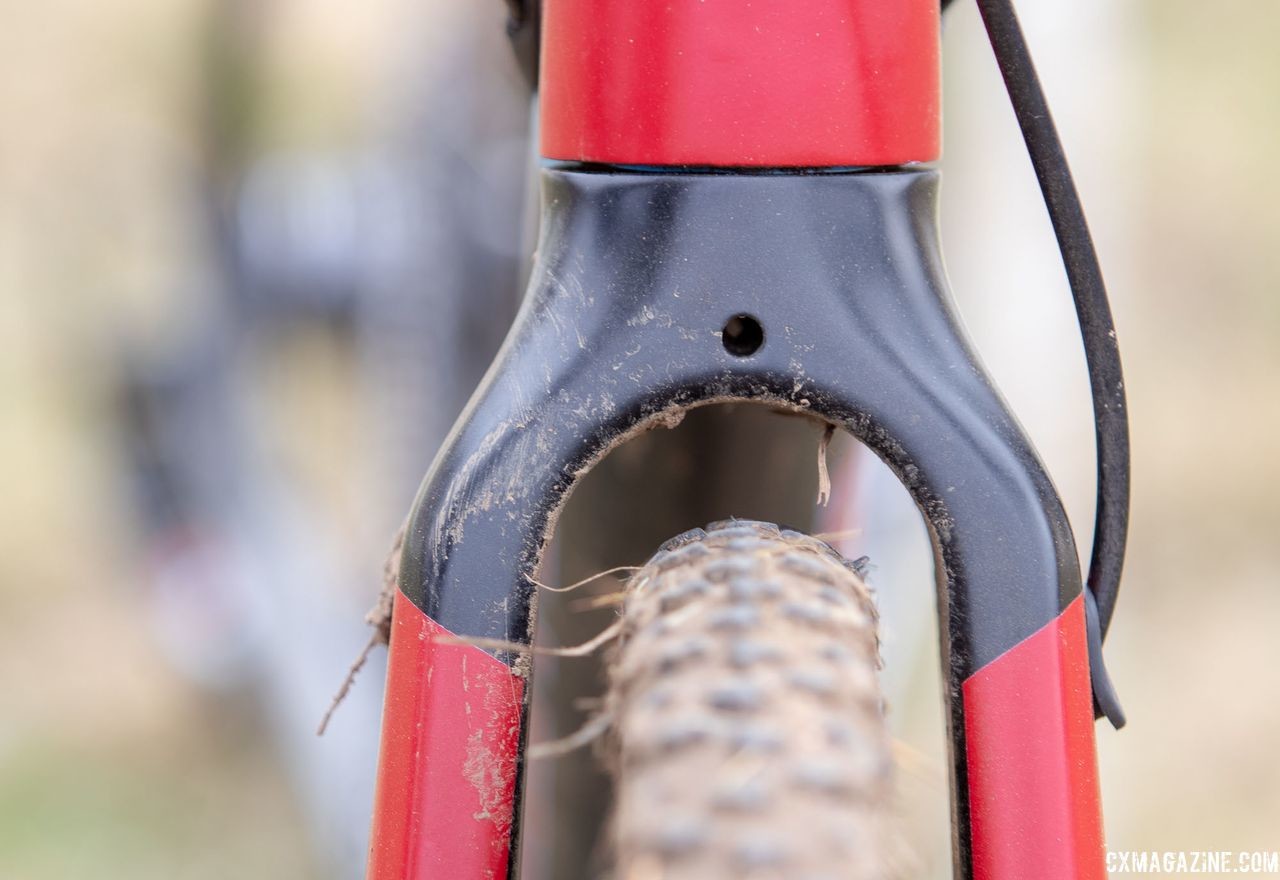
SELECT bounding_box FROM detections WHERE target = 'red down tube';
[963,594,1106,879]
[368,591,524,879]
[540,0,941,167]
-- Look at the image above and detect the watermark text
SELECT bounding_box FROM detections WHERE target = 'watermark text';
[1108,851,1280,874]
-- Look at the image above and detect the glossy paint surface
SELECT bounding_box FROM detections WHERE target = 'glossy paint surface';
[964,595,1105,879]
[540,0,940,166]
[367,592,524,879]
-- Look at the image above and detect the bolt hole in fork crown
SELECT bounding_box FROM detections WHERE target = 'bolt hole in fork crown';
[721,314,764,357]
[368,2,1122,879]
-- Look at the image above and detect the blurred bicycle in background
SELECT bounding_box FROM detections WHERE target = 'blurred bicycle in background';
[114,2,527,873]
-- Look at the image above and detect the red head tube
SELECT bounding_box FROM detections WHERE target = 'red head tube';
[539,0,941,167]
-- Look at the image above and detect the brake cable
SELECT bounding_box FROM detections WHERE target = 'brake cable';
[956,0,1129,727]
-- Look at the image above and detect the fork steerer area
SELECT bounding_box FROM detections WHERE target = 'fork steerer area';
[367,168,1108,880]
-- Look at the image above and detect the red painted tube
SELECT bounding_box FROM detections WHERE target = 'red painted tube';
[367,591,525,880]
[540,0,941,167]
[962,594,1106,879]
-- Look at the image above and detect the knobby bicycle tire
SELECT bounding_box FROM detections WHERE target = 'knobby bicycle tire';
[602,519,894,879]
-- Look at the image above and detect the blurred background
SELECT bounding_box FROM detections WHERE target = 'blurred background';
[2,0,1277,877]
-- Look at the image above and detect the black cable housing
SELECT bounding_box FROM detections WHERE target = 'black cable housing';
[968,0,1130,637]
[957,0,1130,723]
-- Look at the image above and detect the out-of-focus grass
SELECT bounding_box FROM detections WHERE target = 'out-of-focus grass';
[0,558,318,878]
[0,732,315,880]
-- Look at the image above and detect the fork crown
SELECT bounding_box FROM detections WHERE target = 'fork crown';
[371,167,1104,880]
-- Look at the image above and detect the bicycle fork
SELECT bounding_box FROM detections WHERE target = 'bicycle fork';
[367,3,1110,878]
